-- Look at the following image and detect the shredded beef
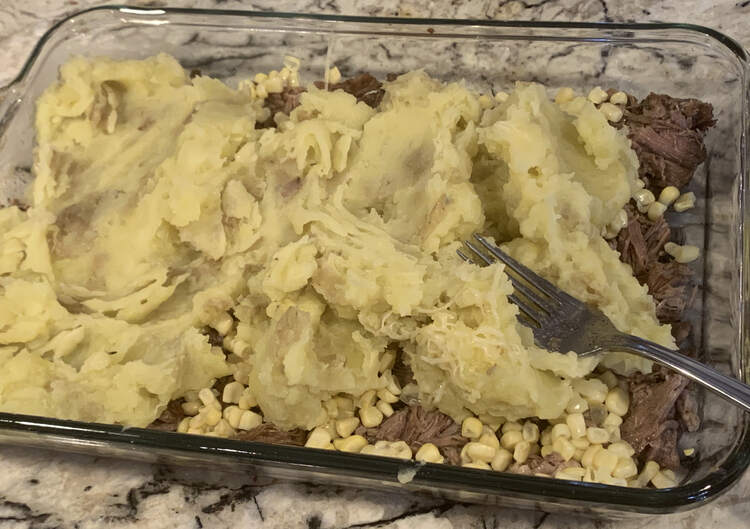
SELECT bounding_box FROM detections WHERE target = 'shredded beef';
[257,86,306,128]
[233,423,307,446]
[509,453,575,476]
[645,261,695,323]
[621,93,714,189]
[676,388,701,433]
[621,369,689,469]
[148,399,185,432]
[356,406,467,464]
[314,73,385,108]
[642,420,681,470]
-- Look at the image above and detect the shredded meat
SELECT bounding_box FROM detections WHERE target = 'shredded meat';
[148,399,185,432]
[645,261,695,323]
[233,423,307,446]
[356,406,467,464]
[509,453,576,476]
[257,86,306,128]
[621,369,689,469]
[314,73,385,108]
[676,388,701,433]
[620,93,714,189]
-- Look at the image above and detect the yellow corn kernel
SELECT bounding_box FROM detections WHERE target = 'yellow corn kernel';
[181,401,201,416]
[553,437,576,461]
[494,91,509,103]
[500,430,524,450]
[177,417,191,433]
[566,413,587,439]
[571,437,590,450]
[236,410,262,431]
[599,102,623,123]
[541,446,555,458]
[333,435,368,453]
[306,427,332,449]
[554,87,575,104]
[376,400,394,417]
[607,441,635,458]
[522,422,540,443]
[415,443,444,464]
[501,421,523,433]
[223,405,243,429]
[593,448,618,475]
[461,417,484,439]
[479,432,500,450]
[222,381,245,404]
[573,378,609,404]
[556,466,586,481]
[213,419,235,438]
[603,413,623,428]
[634,189,656,213]
[359,406,384,428]
[610,91,628,105]
[674,192,696,212]
[581,444,603,469]
[587,86,608,104]
[358,390,377,409]
[613,457,638,479]
[658,185,680,206]
[651,471,677,489]
[664,242,700,264]
[605,387,630,416]
[513,441,531,464]
[647,201,667,221]
[586,427,610,445]
[463,461,491,470]
[491,448,513,471]
[198,388,217,407]
[598,371,618,390]
[466,442,497,463]
[204,407,222,427]
[551,423,572,441]
[335,416,360,438]
[377,388,399,404]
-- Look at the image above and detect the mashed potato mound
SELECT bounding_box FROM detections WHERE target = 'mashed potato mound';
[0,54,674,429]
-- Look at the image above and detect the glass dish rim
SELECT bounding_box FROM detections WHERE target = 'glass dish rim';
[0,5,747,515]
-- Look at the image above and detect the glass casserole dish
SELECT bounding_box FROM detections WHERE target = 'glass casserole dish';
[0,5,747,517]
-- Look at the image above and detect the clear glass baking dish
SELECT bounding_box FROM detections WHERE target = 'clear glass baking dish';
[0,6,747,517]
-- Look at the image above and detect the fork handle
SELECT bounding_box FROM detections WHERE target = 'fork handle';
[610,334,750,412]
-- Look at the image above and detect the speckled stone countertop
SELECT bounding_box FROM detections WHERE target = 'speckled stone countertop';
[1,1,749,528]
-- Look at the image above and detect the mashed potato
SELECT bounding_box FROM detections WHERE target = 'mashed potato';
[0,54,674,429]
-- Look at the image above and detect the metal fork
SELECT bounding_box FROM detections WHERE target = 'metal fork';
[458,234,750,412]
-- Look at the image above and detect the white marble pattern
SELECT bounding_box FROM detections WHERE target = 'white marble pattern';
[0,0,749,527]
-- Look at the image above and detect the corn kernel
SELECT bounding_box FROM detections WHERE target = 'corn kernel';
[605,387,630,416]
[204,407,222,427]
[556,466,586,481]
[415,443,444,464]
[553,437,576,461]
[500,430,524,450]
[651,471,677,489]
[566,413,587,439]
[479,432,500,450]
[377,389,399,404]
[573,378,609,404]
[551,423,572,441]
[606,425,621,442]
[565,396,589,414]
[335,416,360,438]
[462,417,484,439]
[610,91,628,105]
[334,396,355,418]
[522,422,540,443]
[358,390,377,409]
[466,442,497,463]
[586,427,610,445]
[223,405,243,428]
[608,441,635,458]
[181,401,201,416]
[306,427,332,449]
[613,457,638,479]
[378,352,395,372]
[222,381,244,404]
[238,410,262,431]
[683,448,695,456]
[376,400,394,417]
[540,428,552,446]
[495,91,509,103]
[674,192,696,212]
[213,419,235,437]
[491,448,513,471]
[326,66,341,84]
[463,461,491,470]
[581,444,603,469]
[599,102,623,123]
[555,87,575,104]
[664,242,700,264]
[571,437,590,450]
[359,406,384,428]
[593,449,618,475]
[587,86,608,104]
[513,441,531,463]
[647,201,667,221]
[541,445,555,458]
[598,371,618,390]
[177,417,191,433]
[603,413,623,427]
[333,435,368,453]
[501,421,522,433]
[198,388,217,407]
[658,185,680,206]
[634,189,656,213]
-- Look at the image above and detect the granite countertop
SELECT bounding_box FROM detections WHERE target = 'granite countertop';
[1,1,749,527]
